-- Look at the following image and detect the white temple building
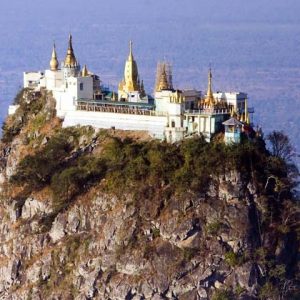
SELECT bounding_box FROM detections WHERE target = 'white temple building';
[14,35,254,143]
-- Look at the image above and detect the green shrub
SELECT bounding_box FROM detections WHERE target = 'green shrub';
[11,133,72,189]
[1,121,23,143]
[51,156,107,210]
[13,88,27,105]
[2,89,47,143]
[182,247,198,262]
[212,289,233,300]
[206,221,222,235]
[152,228,160,239]
[235,284,245,295]
[224,251,242,267]
[259,282,280,300]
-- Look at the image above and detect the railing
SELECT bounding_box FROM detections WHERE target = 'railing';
[76,102,167,117]
[185,108,230,115]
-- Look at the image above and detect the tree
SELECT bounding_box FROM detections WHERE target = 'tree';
[267,131,295,162]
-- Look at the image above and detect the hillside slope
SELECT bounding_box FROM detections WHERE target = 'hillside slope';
[0,90,299,300]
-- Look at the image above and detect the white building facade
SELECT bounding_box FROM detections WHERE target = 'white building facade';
[15,36,253,143]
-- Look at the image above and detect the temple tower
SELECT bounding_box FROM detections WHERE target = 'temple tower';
[204,68,215,107]
[49,43,59,71]
[155,62,173,92]
[118,41,146,101]
[62,34,80,79]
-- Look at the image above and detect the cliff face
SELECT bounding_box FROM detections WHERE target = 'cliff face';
[0,90,298,300]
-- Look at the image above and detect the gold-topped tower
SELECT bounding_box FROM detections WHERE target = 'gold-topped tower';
[82,65,89,77]
[157,64,170,91]
[49,43,59,71]
[155,62,173,92]
[120,40,139,92]
[205,68,215,107]
[118,41,146,101]
[244,99,250,124]
[64,34,78,67]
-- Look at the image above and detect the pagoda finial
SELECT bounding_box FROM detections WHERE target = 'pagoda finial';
[205,67,215,107]
[120,40,139,92]
[68,34,72,49]
[50,42,59,71]
[64,33,77,67]
[140,79,146,97]
[157,64,169,91]
[245,98,250,124]
[82,64,88,77]
[129,40,133,60]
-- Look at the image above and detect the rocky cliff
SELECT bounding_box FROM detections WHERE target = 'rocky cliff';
[0,89,299,300]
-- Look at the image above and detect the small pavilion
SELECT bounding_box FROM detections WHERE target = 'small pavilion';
[222,117,243,144]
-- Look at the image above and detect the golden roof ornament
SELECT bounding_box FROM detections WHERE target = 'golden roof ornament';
[121,40,139,92]
[64,34,78,67]
[82,64,89,77]
[50,43,59,71]
[240,113,245,123]
[140,80,146,97]
[128,40,133,61]
[111,91,117,101]
[245,99,250,124]
[230,106,235,117]
[205,68,215,107]
[157,64,169,91]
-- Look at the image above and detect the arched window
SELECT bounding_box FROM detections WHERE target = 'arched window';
[80,83,84,91]
[171,120,175,128]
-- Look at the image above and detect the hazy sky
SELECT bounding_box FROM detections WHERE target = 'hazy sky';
[0,0,299,160]
[1,0,300,26]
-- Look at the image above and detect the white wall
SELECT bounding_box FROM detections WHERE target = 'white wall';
[77,76,94,99]
[63,110,168,139]
[8,105,19,115]
[45,70,63,91]
[23,71,44,88]
[53,89,76,117]
[214,92,247,110]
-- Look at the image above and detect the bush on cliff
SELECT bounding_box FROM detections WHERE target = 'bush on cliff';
[6,118,300,299]
[11,130,297,204]
[10,128,76,188]
[2,89,47,143]
[51,156,107,210]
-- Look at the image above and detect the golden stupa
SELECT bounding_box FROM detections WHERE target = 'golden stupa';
[157,64,169,91]
[64,34,78,67]
[49,43,59,71]
[81,65,89,77]
[205,68,215,107]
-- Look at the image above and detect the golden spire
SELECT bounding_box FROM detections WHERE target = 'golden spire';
[157,64,169,91]
[82,64,89,77]
[240,113,245,123]
[205,68,215,107]
[129,40,133,60]
[245,98,250,124]
[121,40,139,92]
[50,43,59,71]
[140,80,146,97]
[64,34,77,67]
[111,91,117,101]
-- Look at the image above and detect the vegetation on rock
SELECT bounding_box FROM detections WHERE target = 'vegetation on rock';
[0,89,299,299]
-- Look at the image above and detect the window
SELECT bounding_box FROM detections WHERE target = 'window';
[80,83,84,91]
[171,121,175,128]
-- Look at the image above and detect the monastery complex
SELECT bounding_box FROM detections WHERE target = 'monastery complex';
[10,35,255,144]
